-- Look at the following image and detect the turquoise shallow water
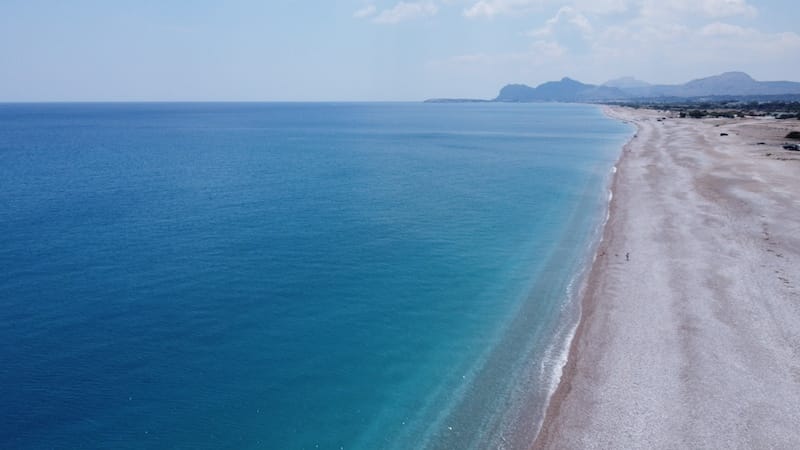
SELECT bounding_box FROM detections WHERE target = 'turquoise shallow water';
[0,102,631,449]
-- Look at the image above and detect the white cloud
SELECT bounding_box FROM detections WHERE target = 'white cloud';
[694,22,800,54]
[463,0,627,19]
[530,6,593,37]
[353,4,378,19]
[439,0,797,90]
[695,0,757,17]
[640,0,757,19]
[373,1,439,24]
[700,22,748,37]
[445,0,795,85]
[463,0,542,19]
[464,0,756,19]
[570,0,630,14]
[584,18,800,82]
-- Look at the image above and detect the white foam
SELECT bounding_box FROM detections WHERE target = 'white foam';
[530,152,621,442]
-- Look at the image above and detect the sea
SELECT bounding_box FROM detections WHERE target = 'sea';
[0,102,632,449]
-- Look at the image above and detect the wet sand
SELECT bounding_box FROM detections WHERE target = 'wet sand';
[534,108,800,449]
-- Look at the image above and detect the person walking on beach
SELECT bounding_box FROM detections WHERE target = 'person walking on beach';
[626,252,630,261]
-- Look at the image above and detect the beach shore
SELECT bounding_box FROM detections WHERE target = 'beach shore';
[534,107,800,449]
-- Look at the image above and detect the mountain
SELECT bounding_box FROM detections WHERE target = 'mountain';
[426,72,800,103]
[679,71,800,96]
[495,77,628,102]
[494,84,538,102]
[491,72,800,102]
[615,72,800,98]
[603,76,651,89]
[682,71,759,95]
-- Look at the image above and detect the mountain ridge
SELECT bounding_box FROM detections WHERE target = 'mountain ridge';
[425,72,800,103]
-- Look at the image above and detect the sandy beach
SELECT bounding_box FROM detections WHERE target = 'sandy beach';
[534,107,800,449]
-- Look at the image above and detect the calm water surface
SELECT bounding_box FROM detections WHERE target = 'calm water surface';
[0,102,631,449]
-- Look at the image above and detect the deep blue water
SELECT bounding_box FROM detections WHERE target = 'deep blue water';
[0,102,631,449]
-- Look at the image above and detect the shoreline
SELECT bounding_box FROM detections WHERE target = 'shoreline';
[521,105,633,445]
[533,107,800,448]
[531,105,634,446]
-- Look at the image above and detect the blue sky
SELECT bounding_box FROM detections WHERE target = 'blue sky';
[1,0,798,101]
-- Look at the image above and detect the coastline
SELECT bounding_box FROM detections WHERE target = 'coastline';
[529,105,633,446]
[531,105,633,447]
[533,107,800,448]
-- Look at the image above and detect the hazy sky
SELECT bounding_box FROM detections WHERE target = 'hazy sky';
[1,0,798,101]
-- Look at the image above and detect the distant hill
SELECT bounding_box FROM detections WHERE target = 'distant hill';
[681,71,763,96]
[425,72,800,103]
[603,76,650,89]
[622,72,800,98]
[494,77,627,102]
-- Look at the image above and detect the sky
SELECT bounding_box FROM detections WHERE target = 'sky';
[1,0,799,101]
